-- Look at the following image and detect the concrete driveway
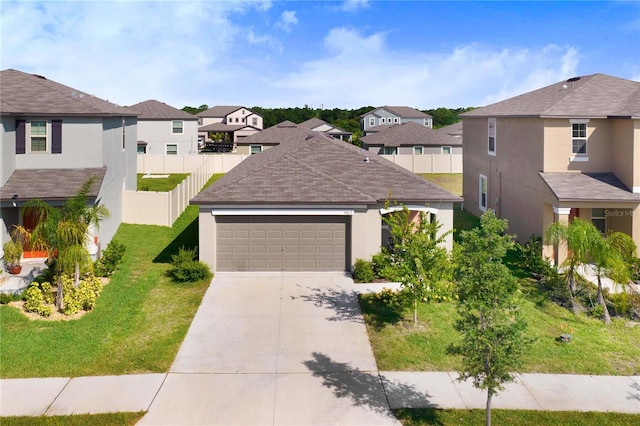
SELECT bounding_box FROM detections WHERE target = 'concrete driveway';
[139,272,399,425]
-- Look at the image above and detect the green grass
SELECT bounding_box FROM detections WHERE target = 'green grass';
[420,174,462,196]
[363,207,640,375]
[394,408,640,425]
[0,205,210,378]
[1,413,145,426]
[137,173,190,191]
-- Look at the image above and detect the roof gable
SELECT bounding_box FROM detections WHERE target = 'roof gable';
[0,69,133,117]
[462,74,640,119]
[128,100,197,120]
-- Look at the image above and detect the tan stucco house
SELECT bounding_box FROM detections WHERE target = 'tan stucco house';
[461,74,640,262]
[191,131,461,272]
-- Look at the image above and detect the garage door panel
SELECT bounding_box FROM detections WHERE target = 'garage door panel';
[216,216,347,272]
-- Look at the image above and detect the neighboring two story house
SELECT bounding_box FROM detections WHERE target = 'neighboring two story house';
[197,106,263,149]
[129,100,199,155]
[461,74,640,262]
[361,121,462,156]
[0,69,137,259]
[360,106,433,135]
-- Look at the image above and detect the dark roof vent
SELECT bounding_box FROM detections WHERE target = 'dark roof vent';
[305,134,315,140]
[32,74,47,80]
[566,76,581,82]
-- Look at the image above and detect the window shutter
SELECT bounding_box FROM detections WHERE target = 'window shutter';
[16,120,26,154]
[52,120,62,154]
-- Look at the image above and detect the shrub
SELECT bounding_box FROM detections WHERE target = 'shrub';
[94,240,126,277]
[24,284,53,317]
[169,247,211,283]
[517,235,553,277]
[62,274,103,315]
[0,292,22,304]
[374,287,410,309]
[372,251,402,282]
[353,259,375,283]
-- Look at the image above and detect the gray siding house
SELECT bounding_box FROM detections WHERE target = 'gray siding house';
[361,121,462,156]
[0,69,137,260]
[361,106,433,134]
[129,100,199,155]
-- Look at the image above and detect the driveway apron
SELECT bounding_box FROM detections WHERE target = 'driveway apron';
[139,272,399,425]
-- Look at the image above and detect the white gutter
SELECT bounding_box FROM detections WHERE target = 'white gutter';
[211,208,354,216]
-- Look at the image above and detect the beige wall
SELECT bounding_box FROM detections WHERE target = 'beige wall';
[198,209,217,271]
[137,154,248,174]
[350,208,382,268]
[380,154,462,173]
[611,119,639,192]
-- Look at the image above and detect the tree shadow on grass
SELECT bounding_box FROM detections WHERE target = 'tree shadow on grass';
[293,285,365,323]
[153,216,198,264]
[303,352,439,421]
[358,293,406,331]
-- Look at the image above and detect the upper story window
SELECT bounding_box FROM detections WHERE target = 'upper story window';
[30,121,47,152]
[488,118,496,156]
[381,117,386,124]
[252,117,258,126]
[571,121,588,155]
[393,117,399,124]
[424,118,430,127]
[172,120,183,134]
[369,117,375,126]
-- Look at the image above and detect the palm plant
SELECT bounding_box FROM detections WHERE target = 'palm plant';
[545,218,601,314]
[22,177,109,310]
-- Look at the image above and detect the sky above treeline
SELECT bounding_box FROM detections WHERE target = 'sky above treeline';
[2,0,639,110]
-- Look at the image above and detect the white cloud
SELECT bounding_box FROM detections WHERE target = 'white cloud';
[275,10,298,32]
[340,0,370,12]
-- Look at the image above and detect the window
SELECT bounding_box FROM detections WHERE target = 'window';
[442,146,451,155]
[250,145,262,155]
[591,208,606,234]
[235,117,239,123]
[383,147,397,155]
[369,117,375,126]
[122,117,126,150]
[414,146,423,155]
[479,174,488,211]
[393,117,399,124]
[30,121,47,152]
[424,118,430,127]
[172,120,183,134]
[571,121,587,155]
[166,144,178,155]
[381,118,386,124]
[252,117,258,126]
[488,118,496,155]
[137,144,147,154]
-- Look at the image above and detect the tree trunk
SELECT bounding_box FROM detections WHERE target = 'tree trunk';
[56,275,64,311]
[567,270,578,315]
[486,390,492,426]
[596,275,611,324]
[74,262,80,287]
[413,286,418,326]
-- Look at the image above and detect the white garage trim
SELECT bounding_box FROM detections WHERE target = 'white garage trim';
[211,208,354,216]
[379,205,439,215]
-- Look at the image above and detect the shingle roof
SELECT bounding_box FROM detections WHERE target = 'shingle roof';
[197,106,260,118]
[299,118,326,129]
[128,100,197,120]
[0,69,133,117]
[192,132,461,206]
[437,122,463,137]
[539,172,640,203]
[0,168,106,203]
[361,106,432,119]
[198,123,251,132]
[462,74,640,119]
[236,121,322,145]
[361,122,462,147]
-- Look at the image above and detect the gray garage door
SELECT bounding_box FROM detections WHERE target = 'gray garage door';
[216,215,348,271]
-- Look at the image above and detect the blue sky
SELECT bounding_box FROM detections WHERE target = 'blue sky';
[1,0,639,110]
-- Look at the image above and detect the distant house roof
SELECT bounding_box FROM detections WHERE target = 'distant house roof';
[197,105,261,118]
[437,122,463,138]
[0,69,134,117]
[128,100,197,120]
[361,106,432,119]
[363,124,395,134]
[237,121,323,145]
[1,168,106,203]
[198,123,254,132]
[539,172,640,203]
[362,122,462,147]
[192,134,461,206]
[299,118,351,136]
[462,74,640,119]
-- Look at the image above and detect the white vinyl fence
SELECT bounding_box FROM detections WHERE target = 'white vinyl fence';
[380,153,463,173]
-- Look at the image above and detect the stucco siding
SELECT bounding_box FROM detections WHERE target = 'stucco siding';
[198,209,217,271]
[350,208,381,268]
[1,118,16,186]
[611,119,639,192]
[137,120,199,155]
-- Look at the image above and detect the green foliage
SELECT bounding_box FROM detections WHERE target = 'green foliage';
[3,239,23,265]
[373,287,410,309]
[450,211,529,423]
[372,251,403,282]
[425,107,475,128]
[169,247,212,283]
[517,235,554,277]
[353,258,375,283]
[382,203,452,325]
[0,292,22,305]
[181,104,209,115]
[61,274,103,316]
[24,284,53,317]
[94,240,126,277]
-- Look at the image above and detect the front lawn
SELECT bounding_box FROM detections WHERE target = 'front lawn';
[137,173,190,191]
[420,173,462,196]
[2,413,144,426]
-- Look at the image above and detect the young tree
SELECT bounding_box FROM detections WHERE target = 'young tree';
[545,218,601,314]
[24,177,109,310]
[383,204,452,326]
[449,211,529,426]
